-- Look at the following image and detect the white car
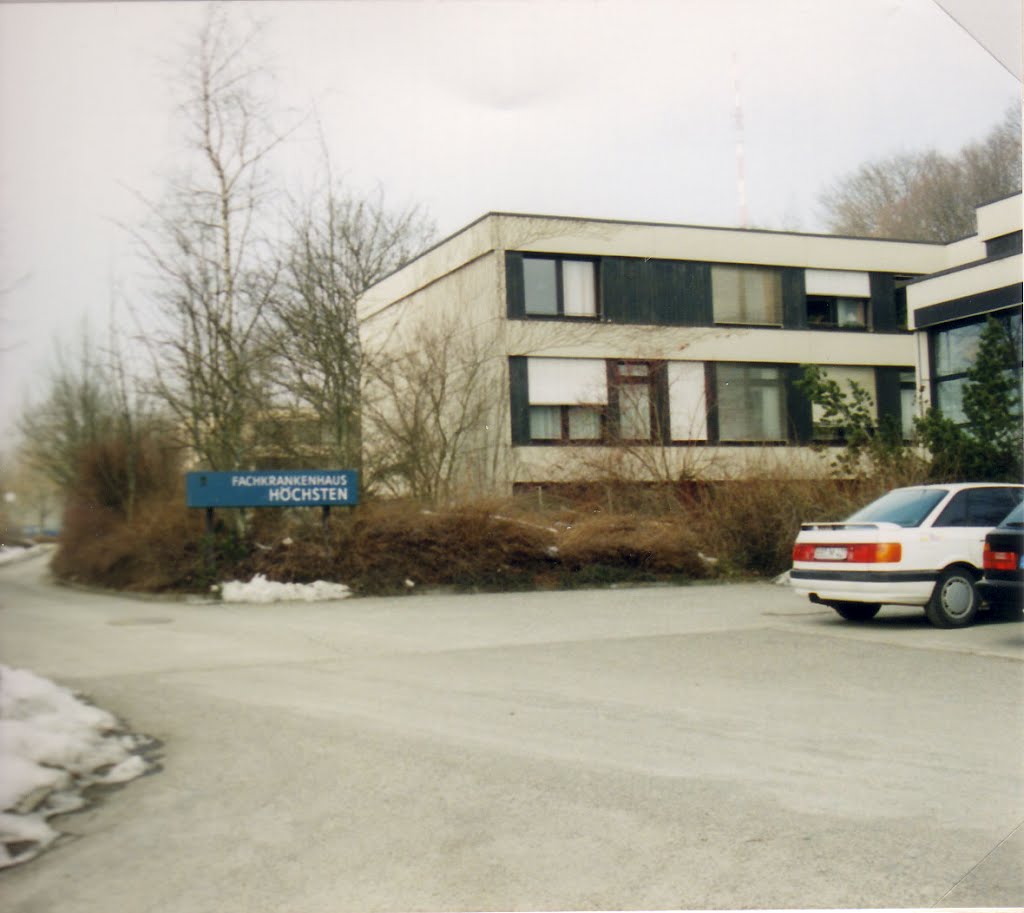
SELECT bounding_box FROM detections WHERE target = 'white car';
[790,483,1024,628]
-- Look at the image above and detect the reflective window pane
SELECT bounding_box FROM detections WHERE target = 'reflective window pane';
[567,407,601,440]
[901,388,916,440]
[562,261,596,317]
[933,323,984,376]
[717,364,785,441]
[836,297,867,328]
[523,259,558,315]
[529,406,561,439]
[619,385,652,440]
[966,488,1024,527]
[712,266,783,326]
[935,377,967,424]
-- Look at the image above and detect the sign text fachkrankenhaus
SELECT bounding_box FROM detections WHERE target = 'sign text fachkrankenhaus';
[185,470,359,509]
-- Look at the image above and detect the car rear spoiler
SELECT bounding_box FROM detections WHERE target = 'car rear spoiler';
[799,521,902,531]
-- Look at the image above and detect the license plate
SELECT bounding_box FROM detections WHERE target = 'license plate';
[814,546,849,561]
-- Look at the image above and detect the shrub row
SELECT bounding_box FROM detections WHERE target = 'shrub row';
[51,475,884,596]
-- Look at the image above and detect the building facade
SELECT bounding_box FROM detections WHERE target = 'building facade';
[358,205,1015,496]
[907,193,1022,423]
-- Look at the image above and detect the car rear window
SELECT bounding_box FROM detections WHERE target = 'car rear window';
[934,487,1024,528]
[998,502,1024,528]
[846,488,948,527]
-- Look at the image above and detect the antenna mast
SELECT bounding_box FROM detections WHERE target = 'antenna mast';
[733,52,749,229]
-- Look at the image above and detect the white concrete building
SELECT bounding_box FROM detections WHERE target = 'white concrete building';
[907,193,1023,423]
[359,205,1017,496]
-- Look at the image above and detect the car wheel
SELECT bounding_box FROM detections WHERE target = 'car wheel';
[828,602,881,622]
[925,567,979,628]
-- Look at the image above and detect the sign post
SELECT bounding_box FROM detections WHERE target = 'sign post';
[186,471,359,568]
[186,470,359,511]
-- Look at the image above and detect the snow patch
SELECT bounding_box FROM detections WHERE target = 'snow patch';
[98,754,150,785]
[0,664,158,868]
[217,573,351,604]
[0,545,51,567]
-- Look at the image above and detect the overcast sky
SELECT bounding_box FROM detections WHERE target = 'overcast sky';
[0,0,1020,441]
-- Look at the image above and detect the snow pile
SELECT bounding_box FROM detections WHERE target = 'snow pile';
[0,545,49,567]
[0,665,158,868]
[218,573,351,604]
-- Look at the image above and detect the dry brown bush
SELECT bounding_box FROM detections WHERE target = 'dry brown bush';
[52,429,205,591]
[244,500,558,593]
[51,471,892,594]
[53,495,205,591]
[74,433,182,517]
[556,513,711,578]
[691,476,887,577]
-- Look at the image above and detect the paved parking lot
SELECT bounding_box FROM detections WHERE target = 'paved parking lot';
[1,553,1022,911]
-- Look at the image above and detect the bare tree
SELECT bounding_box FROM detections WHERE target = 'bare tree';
[18,327,114,494]
[2,454,61,539]
[819,105,1021,241]
[17,321,173,519]
[138,4,284,470]
[265,181,435,469]
[104,319,175,518]
[362,315,503,503]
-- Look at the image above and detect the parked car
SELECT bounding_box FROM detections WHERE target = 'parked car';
[790,483,1024,628]
[977,501,1024,614]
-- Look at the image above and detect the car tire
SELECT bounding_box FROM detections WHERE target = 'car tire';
[828,602,881,622]
[925,567,979,628]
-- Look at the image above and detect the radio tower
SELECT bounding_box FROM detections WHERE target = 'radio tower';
[733,52,749,229]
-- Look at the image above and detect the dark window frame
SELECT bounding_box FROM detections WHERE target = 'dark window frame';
[612,361,655,443]
[712,362,789,444]
[710,263,785,328]
[929,308,1023,425]
[805,295,871,330]
[527,404,606,445]
[521,254,600,320]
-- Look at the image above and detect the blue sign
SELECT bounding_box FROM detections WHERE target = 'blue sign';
[186,470,359,508]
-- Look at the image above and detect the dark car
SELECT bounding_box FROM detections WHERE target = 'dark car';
[978,502,1024,613]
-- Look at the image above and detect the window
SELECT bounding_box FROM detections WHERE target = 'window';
[934,488,1024,528]
[935,321,985,377]
[712,265,782,325]
[935,377,968,424]
[931,311,1023,425]
[619,385,652,439]
[899,369,916,441]
[529,406,561,440]
[529,405,603,442]
[806,296,869,328]
[523,259,557,315]
[893,276,914,331]
[847,487,948,527]
[667,362,708,441]
[804,269,871,330]
[716,364,786,441]
[525,357,607,443]
[612,362,658,442]
[523,256,597,317]
[985,231,1023,259]
[810,366,876,442]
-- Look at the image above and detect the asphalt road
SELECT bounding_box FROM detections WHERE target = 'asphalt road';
[1,551,1022,912]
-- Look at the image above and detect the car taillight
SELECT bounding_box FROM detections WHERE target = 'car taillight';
[792,543,901,563]
[848,543,902,563]
[792,544,816,562]
[983,542,1019,571]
